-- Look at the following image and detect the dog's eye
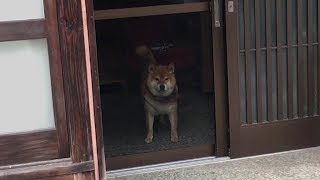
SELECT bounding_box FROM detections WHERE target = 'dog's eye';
[155,77,160,81]
[165,78,169,81]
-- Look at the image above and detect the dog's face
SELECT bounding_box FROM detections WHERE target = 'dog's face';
[146,63,176,97]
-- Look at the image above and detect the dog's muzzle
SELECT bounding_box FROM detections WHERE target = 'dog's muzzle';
[159,84,165,92]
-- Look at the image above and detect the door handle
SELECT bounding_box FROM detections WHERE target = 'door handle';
[213,0,220,27]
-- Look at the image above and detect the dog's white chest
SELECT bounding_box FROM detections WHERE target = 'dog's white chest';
[144,96,177,115]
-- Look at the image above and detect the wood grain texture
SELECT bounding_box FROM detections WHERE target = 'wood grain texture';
[94,2,208,20]
[0,0,70,168]
[55,0,93,163]
[225,0,242,159]
[233,116,320,157]
[85,0,107,178]
[74,171,94,180]
[44,0,70,158]
[106,144,214,170]
[0,19,47,42]
[0,159,94,179]
[39,175,74,180]
[226,0,320,159]
[0,158,69,171]
[211,5,229,156]
[0,130,59,166]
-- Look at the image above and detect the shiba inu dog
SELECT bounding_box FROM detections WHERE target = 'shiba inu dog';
[136,45,179,143]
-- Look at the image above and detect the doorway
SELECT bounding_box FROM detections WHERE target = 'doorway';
[92,0,228,170]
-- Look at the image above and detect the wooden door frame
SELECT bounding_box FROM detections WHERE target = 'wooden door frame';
[0,0,228,179]
[84,0,107,178]
[87,0,229,170]
[212,0,229,157]
[0,0,69,167]
[225,0,241,158]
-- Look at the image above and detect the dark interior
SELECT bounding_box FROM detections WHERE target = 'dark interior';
[94,10,215,158]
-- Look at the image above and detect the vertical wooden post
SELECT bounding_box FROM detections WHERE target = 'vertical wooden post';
[55,0,96,179]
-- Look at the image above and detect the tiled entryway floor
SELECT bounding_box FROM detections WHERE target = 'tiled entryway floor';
[109,146,320,180]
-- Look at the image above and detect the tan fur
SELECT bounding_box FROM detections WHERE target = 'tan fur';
[135,45,179,143]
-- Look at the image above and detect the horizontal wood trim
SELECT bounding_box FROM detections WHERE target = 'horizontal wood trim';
[74,171,94,180]
[94,2,209,20]
[0,19,47,42]
[0,159,94,179]
[0,158,70,171]
[38,174,74,180]
[231,116,320,157]
[106,144,214,170]
[0,130,59,166]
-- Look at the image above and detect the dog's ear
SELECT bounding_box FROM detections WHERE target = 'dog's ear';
[168,63,175,73]
[148,64,155,73]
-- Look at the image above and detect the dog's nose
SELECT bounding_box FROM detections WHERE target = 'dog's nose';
[159,84,165,91]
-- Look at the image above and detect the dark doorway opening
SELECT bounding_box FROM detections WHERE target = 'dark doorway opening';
[93,0,217,170]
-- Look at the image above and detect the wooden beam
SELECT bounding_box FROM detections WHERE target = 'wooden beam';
[94,2,209,20]
[0,130,59,166]
[0,19,47,42]
[106,144,214,170]
[55,0,93,163]
[0,159,94,179]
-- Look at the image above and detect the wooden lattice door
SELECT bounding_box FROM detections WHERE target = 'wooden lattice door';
[226,0,320,157]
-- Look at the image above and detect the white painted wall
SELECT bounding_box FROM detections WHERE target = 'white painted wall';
[0,39,55,135]
[0,0,44,21]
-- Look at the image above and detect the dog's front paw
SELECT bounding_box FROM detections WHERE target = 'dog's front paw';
[145,136,153,144]
[171,132,178,142]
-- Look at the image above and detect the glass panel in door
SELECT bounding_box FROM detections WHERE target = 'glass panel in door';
[0,0,44,21]
[0,39,55,135]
